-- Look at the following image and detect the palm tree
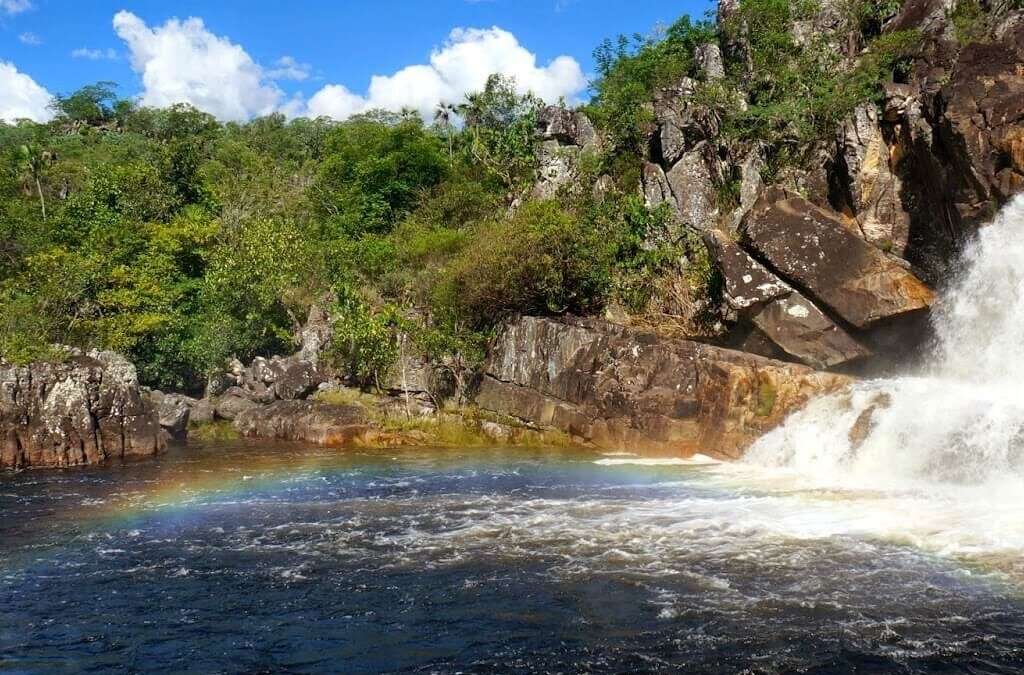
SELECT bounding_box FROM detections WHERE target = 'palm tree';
[433,102,457,158]
[17,144,54,221]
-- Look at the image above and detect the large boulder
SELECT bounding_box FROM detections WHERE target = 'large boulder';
[742,193,934,329]
[1,351,164,469]
[214,387,260,421]
[535,106,598,150]
[705,230,869,369]
[474,316,851,458]
[148,390,192,441]
[273,359,322,401]
[233,400,372,445]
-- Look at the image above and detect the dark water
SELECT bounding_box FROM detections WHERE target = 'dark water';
[1,442,1023,674]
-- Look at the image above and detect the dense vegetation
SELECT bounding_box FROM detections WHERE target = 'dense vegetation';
[0,0,920,394]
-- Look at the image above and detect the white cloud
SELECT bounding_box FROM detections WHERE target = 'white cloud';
[18,31,41,46]
[112,10,282,121]
[299,26,586,121]
[71,47,118,60]
[109,11,584,123]
[0,0,32,15]
[267,56,310,82]
[0,60,52,122]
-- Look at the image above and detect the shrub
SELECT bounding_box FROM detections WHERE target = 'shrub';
[326,287,400,389]
[432,200,615,328]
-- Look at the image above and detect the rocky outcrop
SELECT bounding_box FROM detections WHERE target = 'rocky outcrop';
[532,106,600,200]
[742,193,935,329]
[939,24,1024,227]
[840,102,911,254]
[475,316,851,458]
[1,351,164,469]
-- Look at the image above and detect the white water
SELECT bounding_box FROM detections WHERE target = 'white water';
[726,195,1024,572]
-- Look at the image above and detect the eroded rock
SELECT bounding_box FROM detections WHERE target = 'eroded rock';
[234,400,372,445]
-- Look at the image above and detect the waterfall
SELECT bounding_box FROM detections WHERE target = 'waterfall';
[743,195,1024,492]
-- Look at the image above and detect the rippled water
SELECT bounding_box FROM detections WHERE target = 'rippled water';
[2,441,1024,674]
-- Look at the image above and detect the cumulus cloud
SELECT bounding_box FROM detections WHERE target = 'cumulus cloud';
[108,11,583,123]
[71,47,118,60]
[0,60,52,122]
[19,32,41,46]
[0,0,32,15]
[112,10,282,121]
[300,26,587,120]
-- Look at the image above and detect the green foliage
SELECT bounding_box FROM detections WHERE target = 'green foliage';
[589,15,716,154]
[189,420,241,441]
[51,82,123,124]
[459,74,543,190]
[310,115,447,237]
[433,200,615,328]
[950,0,987,44]
[326,287,400,389]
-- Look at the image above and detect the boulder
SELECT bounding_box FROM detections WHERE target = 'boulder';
[742,193,934,328]
[233,400,372,445]
[148,390,192,441]
[1,351,164,469]
[273,359,322,401]
[214,388,260,421]
[474,316,851,458]
[189,398,216,425]
[705,230,869,369]
[749,295,870,370]
[535,106,598,150]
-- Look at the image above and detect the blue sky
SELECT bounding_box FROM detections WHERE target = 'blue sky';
[1,0,714,122]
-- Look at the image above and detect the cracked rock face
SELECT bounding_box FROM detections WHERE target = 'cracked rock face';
[475,316,851,457]
[705,230,869,369]
[1,353,164,470]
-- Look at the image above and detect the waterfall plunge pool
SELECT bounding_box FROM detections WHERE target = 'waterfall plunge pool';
[2,441,1023,674]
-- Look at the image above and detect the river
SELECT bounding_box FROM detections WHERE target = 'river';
[2,441,1023,673]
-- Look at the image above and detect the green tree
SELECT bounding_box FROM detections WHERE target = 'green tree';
[50,82,121,125]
